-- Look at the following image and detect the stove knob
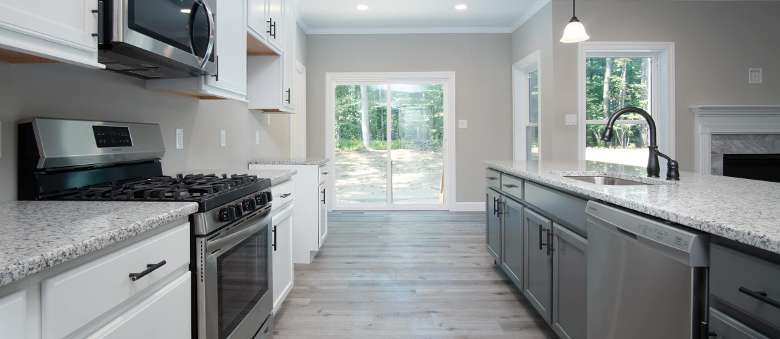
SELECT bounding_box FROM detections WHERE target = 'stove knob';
[232,204,244,218]
[254,193,268,206]
[264,191,273,203]
[242,198,256,211]
[218,207,234,222]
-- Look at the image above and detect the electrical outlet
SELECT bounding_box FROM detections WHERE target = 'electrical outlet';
[458,120,468,129]
[255,130,261,145]
[749,68,763,84]
[220,129,227,147]
[565,114,578,126]
[175,129,184,150]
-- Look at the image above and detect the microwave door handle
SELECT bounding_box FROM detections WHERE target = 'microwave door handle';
[190,0,216,71]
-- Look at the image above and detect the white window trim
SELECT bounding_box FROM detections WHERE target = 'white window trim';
[577,41,676,163]
[512,51,542,164]
[324,72,457,211]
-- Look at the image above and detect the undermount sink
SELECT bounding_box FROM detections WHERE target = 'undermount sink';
[564,175,649,186]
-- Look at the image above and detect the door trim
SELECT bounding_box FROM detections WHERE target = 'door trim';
[325,72,456,211]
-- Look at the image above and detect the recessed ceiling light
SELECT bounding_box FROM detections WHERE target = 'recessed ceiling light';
[180,8,191,14]
[455,3,468,11]
[357,4,369,11]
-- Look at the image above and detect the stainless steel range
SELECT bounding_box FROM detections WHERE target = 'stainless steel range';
[18,118,274,339]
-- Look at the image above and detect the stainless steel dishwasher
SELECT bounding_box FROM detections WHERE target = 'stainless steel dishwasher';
[586,201,709,339]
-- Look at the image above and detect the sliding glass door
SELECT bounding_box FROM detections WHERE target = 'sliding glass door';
[333,80,446,209]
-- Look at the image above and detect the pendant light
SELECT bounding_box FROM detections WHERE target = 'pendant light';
[560,0,590,43]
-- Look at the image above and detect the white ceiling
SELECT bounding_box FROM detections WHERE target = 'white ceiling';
[296,0,550,34]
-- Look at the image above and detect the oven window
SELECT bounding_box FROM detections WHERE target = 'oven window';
[128,0,196,52]
[217,227,269,339]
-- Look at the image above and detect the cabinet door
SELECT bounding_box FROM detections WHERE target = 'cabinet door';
[523,207,553,323]
[205,0,246,99]
[280,0,296,111]
[247,0,269,40]
[266,0,284,51]
[500,197,523,288]
[0,290,27,339]
[552,223,588,339]
[0,0,100,67]
[318,183,328,247]
[87,272,191,339]
[485,190,501,260]
[272,206,294,312]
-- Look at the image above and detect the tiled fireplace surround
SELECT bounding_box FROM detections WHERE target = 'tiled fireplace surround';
[692,106,780,175]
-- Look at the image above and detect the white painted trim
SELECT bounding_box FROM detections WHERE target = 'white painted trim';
[691,105,780,175]
[509,0,551,32]
[304,26,515,35]
[325,72,457,211]
[451,202,486,212]
[512,51,542,165]
[577,41,676,163]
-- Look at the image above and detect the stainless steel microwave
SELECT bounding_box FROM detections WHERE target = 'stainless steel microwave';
[97,0,218,79]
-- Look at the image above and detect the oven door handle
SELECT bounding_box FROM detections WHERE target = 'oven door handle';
[207,208,270,253]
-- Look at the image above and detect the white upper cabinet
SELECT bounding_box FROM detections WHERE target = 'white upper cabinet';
[247,0,297,113]
[0,0,102,68]
[247,0,285,56]
[146,0,248,102]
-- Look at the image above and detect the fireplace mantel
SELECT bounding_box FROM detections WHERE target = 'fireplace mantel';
[692,105,780,174]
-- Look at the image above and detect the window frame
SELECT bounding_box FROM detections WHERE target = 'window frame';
[577,42,676,164]
[512,50,542,164]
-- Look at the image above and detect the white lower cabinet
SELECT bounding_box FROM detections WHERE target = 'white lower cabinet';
[86,272,191,339]
[0,222,191,339]
[272,204,294,313]
[0,290,28,339]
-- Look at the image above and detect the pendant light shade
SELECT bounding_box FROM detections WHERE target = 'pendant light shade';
[560,0,590,43]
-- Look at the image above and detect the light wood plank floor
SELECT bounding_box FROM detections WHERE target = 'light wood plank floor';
[271,211,554,339]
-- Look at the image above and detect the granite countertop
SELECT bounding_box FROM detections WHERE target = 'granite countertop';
[486,160,780,255]
[178,169,297,186]
[250,157,330,166]
[0,201,198,288]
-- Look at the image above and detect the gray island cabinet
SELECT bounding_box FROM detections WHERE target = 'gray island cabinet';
[486,162,780,339]
[485,169,587,339]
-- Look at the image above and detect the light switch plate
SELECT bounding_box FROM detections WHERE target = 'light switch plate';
[220,129,227,147]
[458,120,468,129]
[255,130,261,145]
[175,129,184,150]
[749,68,763,84]
[565,114,578,126]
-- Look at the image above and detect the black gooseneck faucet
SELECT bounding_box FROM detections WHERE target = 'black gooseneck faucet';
[600,106,680,180]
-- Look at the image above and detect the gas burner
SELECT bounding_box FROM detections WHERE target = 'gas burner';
[47,173,271,212]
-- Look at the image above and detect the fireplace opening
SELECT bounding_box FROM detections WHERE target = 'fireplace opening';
[722,154,780,182]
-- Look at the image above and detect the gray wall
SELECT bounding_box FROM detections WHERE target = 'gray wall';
[306,34,513,202]
[546,0,780,168]
[0,62,291,202]
[511,3,554,160]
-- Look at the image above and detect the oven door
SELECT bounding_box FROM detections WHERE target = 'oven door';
[199,210,273,339]
[113,0,217,74]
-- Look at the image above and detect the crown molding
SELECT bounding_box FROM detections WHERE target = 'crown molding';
[509,0,551,32]
[304,26,515,35]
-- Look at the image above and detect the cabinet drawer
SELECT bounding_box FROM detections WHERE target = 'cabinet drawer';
[0,290,27,339]
[320,165,330,185]
[500,174,523,200]
[42,223,190,339]
[87,272,191,339]
[272,180,295,211]
[524,182,587,237]
[709,308,770,339]
[711,244,780,329]
[486,169,501,190]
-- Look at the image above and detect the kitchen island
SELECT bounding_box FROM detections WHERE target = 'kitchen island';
[485,160,780,339]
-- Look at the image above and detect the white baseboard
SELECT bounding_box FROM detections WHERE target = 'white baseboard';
[451,202,486,212]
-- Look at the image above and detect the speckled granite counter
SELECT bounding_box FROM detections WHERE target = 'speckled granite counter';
[0,201,198,288]
[251,158,329,166]
[486,160,780,255]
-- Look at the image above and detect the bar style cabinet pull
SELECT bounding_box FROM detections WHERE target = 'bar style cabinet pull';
[739,287,780,309]
[272,226,278,251]
[129,260,167,281]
